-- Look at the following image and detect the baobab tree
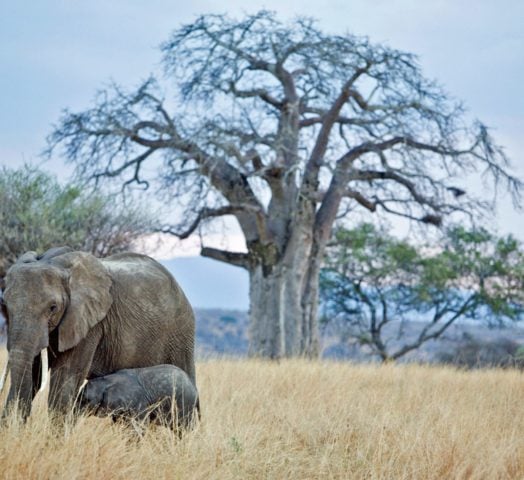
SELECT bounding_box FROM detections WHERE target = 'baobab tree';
[48,11,521,358]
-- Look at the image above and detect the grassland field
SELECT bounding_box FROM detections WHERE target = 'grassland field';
[0,350,522,479]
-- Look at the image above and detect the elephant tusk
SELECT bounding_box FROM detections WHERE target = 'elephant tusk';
[38,348,48,393]
[0,357,8,393]
[79,378,88,392]
[72,378,89,410]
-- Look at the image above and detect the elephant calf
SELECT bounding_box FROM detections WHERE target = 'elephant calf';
[79,365,199,430]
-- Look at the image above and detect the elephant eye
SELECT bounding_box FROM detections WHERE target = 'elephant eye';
[49,303,58,314]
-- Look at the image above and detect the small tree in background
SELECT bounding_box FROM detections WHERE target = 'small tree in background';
[320,224,524,362]
[0,165,154,285]
[47,11,521,358]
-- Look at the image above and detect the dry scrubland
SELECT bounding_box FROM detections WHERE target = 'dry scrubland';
[0,351,522,479]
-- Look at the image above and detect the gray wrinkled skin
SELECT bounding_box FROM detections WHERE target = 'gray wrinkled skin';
[79,365,200,429]
[1,247,196,419]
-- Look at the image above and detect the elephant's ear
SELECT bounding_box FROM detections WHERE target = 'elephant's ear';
[55,252,112,352]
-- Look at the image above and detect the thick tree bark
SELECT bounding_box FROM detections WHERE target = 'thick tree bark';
[300,254,321,356]
[249,261,319,358]
[248,218,322,358]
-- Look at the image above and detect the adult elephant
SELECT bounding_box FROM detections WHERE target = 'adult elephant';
[0,246,196,419]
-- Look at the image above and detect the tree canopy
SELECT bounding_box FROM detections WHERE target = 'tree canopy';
[0,165,154,284]
[320,224,524,361]
[46,11,522,357]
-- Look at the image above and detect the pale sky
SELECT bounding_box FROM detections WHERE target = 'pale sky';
[1,0,523,251]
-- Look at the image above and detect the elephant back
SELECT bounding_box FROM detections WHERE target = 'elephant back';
[100,252,196,383]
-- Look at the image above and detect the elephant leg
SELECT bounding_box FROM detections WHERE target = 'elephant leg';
[48,328,102,415]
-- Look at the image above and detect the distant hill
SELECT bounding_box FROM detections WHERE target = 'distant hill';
[321,318,524,363]
[194,308,524,363]
[194,308,249,357]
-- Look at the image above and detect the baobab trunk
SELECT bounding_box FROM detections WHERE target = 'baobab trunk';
[248,230,321,358]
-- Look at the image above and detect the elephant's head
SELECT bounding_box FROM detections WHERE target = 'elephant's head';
[78,377,109,415]
[1,247,112,417]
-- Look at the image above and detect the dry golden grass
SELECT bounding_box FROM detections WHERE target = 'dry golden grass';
[0,350,522,479]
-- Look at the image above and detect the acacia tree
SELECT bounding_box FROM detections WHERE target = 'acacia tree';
[0,165,153,284]
[47,12,521,358]
[320,224,524,362]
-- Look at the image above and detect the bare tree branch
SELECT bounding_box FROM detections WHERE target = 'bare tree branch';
[157,203,267,240]
[201,246,250,269]
[225,82,284,110]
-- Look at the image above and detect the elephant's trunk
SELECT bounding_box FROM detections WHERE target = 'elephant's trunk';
[1,348,48,419]
[4,346,35,419]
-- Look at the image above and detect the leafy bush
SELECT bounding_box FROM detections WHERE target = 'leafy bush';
[0,165,155,283]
